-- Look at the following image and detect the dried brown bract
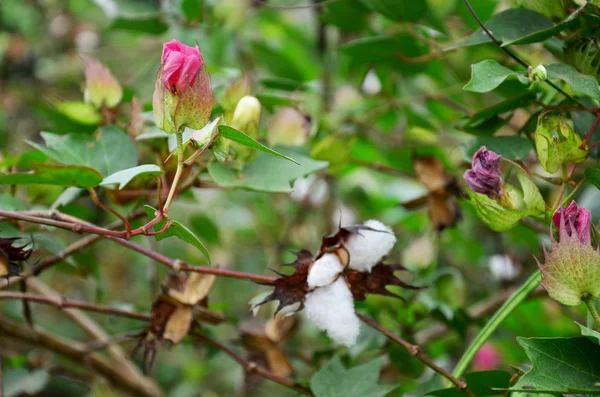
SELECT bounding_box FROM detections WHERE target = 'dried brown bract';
[345,263,421,301]
[0,237,34,278]
[240,314,297,388]
[255,250,313,314]
[134,272,223,373]
[402,155,465,231]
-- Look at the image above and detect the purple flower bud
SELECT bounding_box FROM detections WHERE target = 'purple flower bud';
[463,146,503,198]
[552,201,591,244]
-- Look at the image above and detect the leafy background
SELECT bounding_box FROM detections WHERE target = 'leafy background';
[2,0,600,396]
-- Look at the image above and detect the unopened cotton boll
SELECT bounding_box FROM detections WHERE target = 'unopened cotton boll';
[346,220,396,272]
[307,253,343,288]
[304,278,359,346]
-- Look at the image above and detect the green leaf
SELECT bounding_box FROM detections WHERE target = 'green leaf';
[55,101,102,126]
[100,165,164,190]
[255,93,296,113]
[180,0,203,22]
[427,371,511,396]
[26,125,138,177]
[110,14,169,34]
[208,147,328,193]
[321,0,369,32]
[519,0,566,19]
[447,8,553,50]
[457,93,537,136]
[577,322,600,345]
[464,60,529,93]
[534,112,588,174]
[546,63,600,100]
[218,125,299,164]
[144,206,210,264]
[311,135,356,174]
[190,215,220,244]
[359,0,428,22]
[0,163,103,188]
[50,187,83,210]
[456,0,497,30]
[310,356,398,397]
[0,195,26,211]
[511,337,600,394]
[586,168,600,190]
[470,171,544,232]
[465,136,532,160]
[341,33,430,74]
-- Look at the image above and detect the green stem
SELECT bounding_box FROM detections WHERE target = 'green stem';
[163,131,184,215]
[584,296,600,329]
[452,270,541,378]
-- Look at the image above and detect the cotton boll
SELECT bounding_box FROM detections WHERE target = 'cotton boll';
[304,278,360,346]
[346,220,396,272]
[488,255,520,282]
[307,253,343,288]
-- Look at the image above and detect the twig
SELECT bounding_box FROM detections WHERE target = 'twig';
[258,0,337,9]
[88,188,132,237]
[191,331,313,396]
[0,291,151,321]
[184,133,220,166]
[357,313,476,397]
[27,279,150,391]
[111,238,277,284]
[1,209,148,289]
[582,113,600,147]
[0,209,163,240]
[163,131,184,215]
[0,316,160,397]
[0,209,276,284]
[461,0,589,109]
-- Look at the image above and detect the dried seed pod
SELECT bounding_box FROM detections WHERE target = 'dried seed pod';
[0,237,33,278]
[163,272,216,306]
[240,315,297,379]
[402,155,464,231]
[135,271,223,373]
[255,250,313,314]
[345,263,421,301]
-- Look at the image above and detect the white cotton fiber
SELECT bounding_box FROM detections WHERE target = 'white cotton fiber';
[307,253,343,289]
[304,278,360,346]
[346,219,396,272]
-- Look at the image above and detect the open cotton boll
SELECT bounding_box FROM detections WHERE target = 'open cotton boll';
[304,278,359,346]
[307,253,343,288]
[346,219,396,272]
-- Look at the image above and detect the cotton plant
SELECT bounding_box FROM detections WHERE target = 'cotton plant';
[255,219,418,346]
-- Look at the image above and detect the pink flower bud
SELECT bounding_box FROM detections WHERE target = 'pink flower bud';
[153,40,213,134]
[552,201,591,245]
[463,146,504,199]
[161,40,202,94]
[473,343,500,371]
[82,56,122,108]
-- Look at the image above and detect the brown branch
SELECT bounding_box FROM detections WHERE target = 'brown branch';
[88,188,132,237]
[0,209,163,240]
[0,209,277,285]
[1,209,148,289]
[357,313,476,397]
[0,316,160,397]
[191,331,313,396]
[0,291,151,321]
[27,279,150,391]
[111,238,277,284]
